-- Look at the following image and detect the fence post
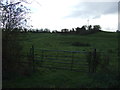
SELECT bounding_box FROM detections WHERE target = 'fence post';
[92,48,97,73]
[27,52,32,74]
[31,45,35,72]
[40,50,44,67]
[87,51,92,73]
[71,52,74,71]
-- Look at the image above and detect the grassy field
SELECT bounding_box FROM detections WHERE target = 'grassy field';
[3,31,119,88]
[23,31,118,51]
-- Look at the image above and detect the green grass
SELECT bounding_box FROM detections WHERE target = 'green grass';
[23,32,118,52]
[3,70,119,88]
[3,31,119,88]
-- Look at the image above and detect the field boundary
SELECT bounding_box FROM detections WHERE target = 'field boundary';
[26,45,102,73]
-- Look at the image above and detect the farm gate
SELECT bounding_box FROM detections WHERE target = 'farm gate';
[28,46,101,73]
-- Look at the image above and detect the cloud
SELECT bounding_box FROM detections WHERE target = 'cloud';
[92,15,101,19]
[66,2,118,19]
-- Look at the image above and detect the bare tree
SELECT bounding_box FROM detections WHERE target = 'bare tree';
[1,0,31,79]
[0,0,31,31]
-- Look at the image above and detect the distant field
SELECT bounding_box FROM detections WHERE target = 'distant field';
[23,31,118,52]
[22,31,118,70]
[3,31,119,88]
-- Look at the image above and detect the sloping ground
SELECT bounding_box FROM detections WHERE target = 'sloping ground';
[22,31,118,52]
[3,31,119,88]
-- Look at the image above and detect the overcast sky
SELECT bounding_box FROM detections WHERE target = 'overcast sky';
[23,0,118,32]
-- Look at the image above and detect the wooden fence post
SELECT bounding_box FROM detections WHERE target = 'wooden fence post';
[31,45,35,72]
[92,48,97,73]
[71,52,74,71]
[40,50,44,67]
[27,52,32,74]
[27,46,35,74]
[87,51,92,73]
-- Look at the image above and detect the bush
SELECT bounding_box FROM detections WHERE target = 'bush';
[2,29,24,80]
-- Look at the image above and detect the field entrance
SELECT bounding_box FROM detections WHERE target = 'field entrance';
[33,48,89,72]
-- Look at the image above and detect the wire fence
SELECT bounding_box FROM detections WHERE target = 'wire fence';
[16,45,113,74]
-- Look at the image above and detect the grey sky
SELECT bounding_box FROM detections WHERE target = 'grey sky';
[26,0,118,31]
[1,0,118,31]
[66,2,118,19]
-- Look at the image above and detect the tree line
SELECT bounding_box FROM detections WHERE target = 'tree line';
[20,25,101,35]
[53,25,101,34]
